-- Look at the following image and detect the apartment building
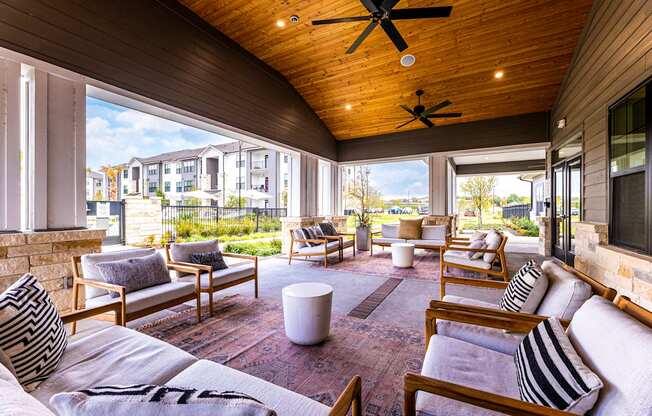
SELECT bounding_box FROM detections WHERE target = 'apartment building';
[111,142,288,208]
[85,170,108,201]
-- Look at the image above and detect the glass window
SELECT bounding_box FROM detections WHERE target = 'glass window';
[183,160,194,173]
[164,182,170,192]
[609,80,650,253]
[148,182,158,193]
[176,182,182,192]
[183,180,193,191]
[147,165,158,175]
[123,169,128,179]
[176,163,182,174]
[164,163,171,174]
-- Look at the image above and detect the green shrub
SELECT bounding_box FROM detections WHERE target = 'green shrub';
[506,216,539,237]
[224,240,281,257]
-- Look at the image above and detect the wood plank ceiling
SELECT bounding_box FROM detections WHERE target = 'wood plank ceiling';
[179,0,593,140]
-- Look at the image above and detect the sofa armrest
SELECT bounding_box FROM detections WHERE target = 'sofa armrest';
[168,261,211,273]
[75,277,125,295]
[329,375,362,416]
[443,245,498,254]
[62,301,123,325]
[441,275,509,291]
[403,373,573,416]
[221,252,258,262]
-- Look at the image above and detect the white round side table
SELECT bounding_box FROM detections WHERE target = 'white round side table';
[282,282,333,345]
[391,243,415,268]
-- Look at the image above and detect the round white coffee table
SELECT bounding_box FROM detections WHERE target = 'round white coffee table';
[391,243,415,268]
[282,282,333,345]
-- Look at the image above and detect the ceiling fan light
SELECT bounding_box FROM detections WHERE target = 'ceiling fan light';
[400,54,416,67]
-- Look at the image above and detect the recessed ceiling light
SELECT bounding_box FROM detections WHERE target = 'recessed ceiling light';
[494,70,504,79]
[400,54,416,67]
[276,19,286,28]
[345,104,352,111]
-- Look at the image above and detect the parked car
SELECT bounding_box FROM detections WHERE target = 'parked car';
[388,206,403,214]
[464,209,476,217]
[418,206,429,215]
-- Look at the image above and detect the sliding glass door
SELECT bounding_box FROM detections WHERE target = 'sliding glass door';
[552,157,581,265]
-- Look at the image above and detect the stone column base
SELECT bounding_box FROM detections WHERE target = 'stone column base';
[280,217,324,254]
[537,216,551,256]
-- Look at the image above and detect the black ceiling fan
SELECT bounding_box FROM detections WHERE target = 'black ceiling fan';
[312,0,452,54]
[397,90,461,129]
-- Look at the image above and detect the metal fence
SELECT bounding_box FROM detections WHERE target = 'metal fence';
[502,204,531,219]
[162,206,287,238]
[86,200,125,245]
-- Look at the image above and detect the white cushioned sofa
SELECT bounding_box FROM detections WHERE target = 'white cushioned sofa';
[370,224,448,254]
[0,303,361,416]
[436,260,617,355]
[404,295,652,416]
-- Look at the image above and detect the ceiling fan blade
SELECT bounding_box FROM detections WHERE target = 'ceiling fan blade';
[360,0,380,13]
[400,104,418,117]
[346,20,379,54]
[427,112,462,118]
[312,16,371,25]
[422,100,452,116]
[420,117,435,128]
[380,20,408,52]
[396,118,417,129]
[391,6,453,20]
[380,0,400,12]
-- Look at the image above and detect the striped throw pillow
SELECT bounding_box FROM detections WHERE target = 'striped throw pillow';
[0,274,67,392]
[514,318,602,413]
[499,260,548,313]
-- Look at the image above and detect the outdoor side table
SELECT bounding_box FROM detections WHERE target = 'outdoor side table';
[282,282,333,345]
[391,242,415,268]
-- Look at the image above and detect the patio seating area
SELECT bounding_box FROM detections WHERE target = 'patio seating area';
[1,1,652,416]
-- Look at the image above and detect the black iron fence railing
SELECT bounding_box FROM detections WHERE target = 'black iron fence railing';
[502,204,531,219]
[162,206,287,238]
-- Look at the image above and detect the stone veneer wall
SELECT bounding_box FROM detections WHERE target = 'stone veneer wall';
[124,196,162,246]
[574,222,652,309]
[537,217,551,257]
[280,216,348,254]
[0,229,105,312]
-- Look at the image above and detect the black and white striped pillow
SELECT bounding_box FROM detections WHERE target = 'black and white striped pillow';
[0,274,67,391]
[514,318,602,413]
[499,260,547,313]
[50,384,276,416]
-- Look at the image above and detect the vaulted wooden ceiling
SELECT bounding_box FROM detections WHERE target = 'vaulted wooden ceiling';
[179,0,593,140]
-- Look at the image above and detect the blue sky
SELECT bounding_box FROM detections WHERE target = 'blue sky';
[86,97,529,199]
[86,97,233,170]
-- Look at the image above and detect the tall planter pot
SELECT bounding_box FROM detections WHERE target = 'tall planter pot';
[356,226,370,251]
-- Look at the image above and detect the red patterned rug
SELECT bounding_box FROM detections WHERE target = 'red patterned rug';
[138,295,424,414]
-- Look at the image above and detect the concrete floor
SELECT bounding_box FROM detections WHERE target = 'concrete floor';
[73,248,540,339]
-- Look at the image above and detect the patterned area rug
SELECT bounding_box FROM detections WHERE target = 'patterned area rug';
[307,249,440,280]
[138,295,424,414]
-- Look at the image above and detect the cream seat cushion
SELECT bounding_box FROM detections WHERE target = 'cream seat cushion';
[437,295,525,355]
[81,248,156,299]
[296,241,340,255]
[167,359,330,416]
[443,252,492,270]
[178,263,255,288]
[31,326,196,411]
[416,335,520,416]
[568,296,652,416]
[373,237,405,245]
[86,281,195,314]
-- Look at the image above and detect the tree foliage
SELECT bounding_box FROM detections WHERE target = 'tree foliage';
[460,176,497,227]
[100,164,124,200]
[345,166,382,227]
[225,195,246,208]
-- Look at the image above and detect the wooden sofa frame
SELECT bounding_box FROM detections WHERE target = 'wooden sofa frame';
[288,229,355,267]
[369,230,451,256]
[61,301,362,416]
[440,258,618,299]
[70,255,202,335]
[439,233,509,285]
[404,295,652,416]
[164,245,258,317]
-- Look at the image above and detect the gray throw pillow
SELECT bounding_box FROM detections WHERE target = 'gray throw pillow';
[50,384,277,416]
[465,240,486,259]
[190,251,228,271]
[318,222,338,236]
[96,253,171,298]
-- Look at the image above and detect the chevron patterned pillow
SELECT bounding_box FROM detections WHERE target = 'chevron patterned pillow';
[0,274,67,392]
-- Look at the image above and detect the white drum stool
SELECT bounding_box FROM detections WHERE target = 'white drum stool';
[391,243,415,268]
[282,282,333,345]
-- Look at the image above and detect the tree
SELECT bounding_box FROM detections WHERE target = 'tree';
[93,190,104,201]
[506,193,524,205]
[225,195,246,208]
[280,189,288,208]
[100,164,124,201]
[460,176,497,227]
[345,166,382,227]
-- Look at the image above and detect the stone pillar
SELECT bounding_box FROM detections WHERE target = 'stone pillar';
[573,221,652,309]
[325,215,348,233]
[280,216,318,254]
[537,216,552,256]
[0,229,105,312]
[123,197,163,246]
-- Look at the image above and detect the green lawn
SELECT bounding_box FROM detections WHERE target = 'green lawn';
[176,231,281,243]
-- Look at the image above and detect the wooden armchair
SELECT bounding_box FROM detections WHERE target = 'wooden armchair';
[165,241,258,317]
[405,296,652,416]
[439,231,509,286]
[70,250,201,334]
[288,229,343,267]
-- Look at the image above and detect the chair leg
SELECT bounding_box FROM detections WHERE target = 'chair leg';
[254,275,259,298]
[196,294,202,323]
[288,253,292,265]
[71,282,79,335]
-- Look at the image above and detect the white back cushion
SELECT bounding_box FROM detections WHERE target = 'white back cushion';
[381,224,400,239]
[0,373,55,416]
[81,248,156,299]
[422,225,446,241]
[536,261,592,320]
[170,240,219,263]
[568,296,652,416]
[482,231,502,263]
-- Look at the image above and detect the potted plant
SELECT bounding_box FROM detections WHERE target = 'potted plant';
[354,210,371,251]
[346,166,380,251]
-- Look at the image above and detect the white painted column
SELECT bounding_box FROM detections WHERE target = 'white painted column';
[288,153,319,217]
[331,162,341,215]
[30,70,86,230]
[428,155,449,215]
[0,58,20,231]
